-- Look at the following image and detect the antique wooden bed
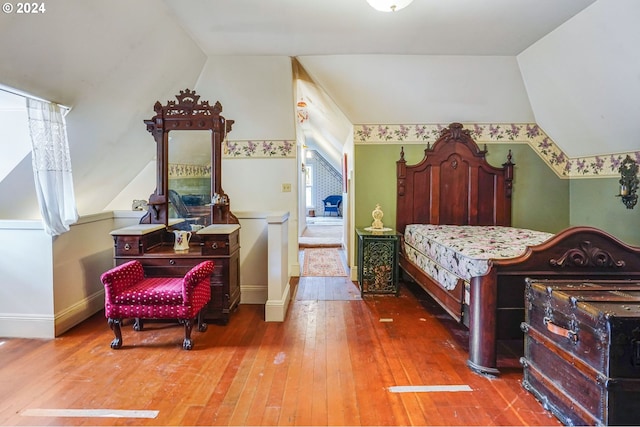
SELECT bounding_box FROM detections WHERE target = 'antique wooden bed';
[396,122,640,376]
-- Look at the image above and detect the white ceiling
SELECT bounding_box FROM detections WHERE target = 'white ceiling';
[165,0,596,56]
[160,0,640,162]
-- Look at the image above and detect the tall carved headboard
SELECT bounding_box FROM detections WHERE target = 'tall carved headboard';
[396,123,514,234]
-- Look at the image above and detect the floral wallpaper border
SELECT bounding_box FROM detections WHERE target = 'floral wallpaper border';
[169,163,211,178]
[169,140,295,177]
[354,123,640,179]
[224,140,295,158]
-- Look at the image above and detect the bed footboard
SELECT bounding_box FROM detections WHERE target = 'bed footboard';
[466,226,640,376]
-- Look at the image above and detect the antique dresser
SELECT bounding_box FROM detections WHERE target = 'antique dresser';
[520,279,640,426]
[109,89,241,324]
[110,223,240,324]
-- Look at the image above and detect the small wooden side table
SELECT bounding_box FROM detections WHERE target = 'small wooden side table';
[356,228,400,296]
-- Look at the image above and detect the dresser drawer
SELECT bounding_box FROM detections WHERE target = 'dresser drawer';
[120,257,202,277]
[200,229,239,256]
[112,225,240,325]
[201,237,230,256]
[114,236,144,255]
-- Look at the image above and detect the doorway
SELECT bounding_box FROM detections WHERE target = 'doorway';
[299,149,343,249]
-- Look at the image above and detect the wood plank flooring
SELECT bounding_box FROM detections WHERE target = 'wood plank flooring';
[0,265,561,426]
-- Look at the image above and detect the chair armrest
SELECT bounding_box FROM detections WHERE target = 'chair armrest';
[182,260,215,302]
[100,260,145,303]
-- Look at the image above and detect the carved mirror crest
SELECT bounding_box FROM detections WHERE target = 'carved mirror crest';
[140,89,237,226]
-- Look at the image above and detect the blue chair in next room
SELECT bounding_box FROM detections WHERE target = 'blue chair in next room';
[322,195,342,216]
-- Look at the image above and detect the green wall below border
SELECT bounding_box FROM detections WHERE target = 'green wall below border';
[354,143,640,246]
[353,143,570,236]
[570,178,640,246]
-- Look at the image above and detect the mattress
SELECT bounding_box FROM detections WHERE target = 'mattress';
[403,225,554,300]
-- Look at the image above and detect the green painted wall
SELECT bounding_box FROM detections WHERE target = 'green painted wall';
[354,143,640,247]
[570,178,640,246]
[354,143,570,236]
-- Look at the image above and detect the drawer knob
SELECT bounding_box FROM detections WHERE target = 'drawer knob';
[169,259,175,265]
[211,242,218,249]
[124,243,131,251]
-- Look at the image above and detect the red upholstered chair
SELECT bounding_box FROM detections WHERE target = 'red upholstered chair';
[100,260,214,350]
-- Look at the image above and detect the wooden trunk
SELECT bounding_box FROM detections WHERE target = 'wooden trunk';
[520,279,640,426]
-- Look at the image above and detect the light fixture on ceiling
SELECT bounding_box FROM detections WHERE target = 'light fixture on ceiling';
[366,0,413,12]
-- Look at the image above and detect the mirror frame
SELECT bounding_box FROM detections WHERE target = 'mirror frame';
[140,89,236,226]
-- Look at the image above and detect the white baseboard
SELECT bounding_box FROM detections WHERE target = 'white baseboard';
[240,284,268,304]
[0,313,55,339]
[265,282,291,322]
[55,290,105,336]
[291,262,300,277]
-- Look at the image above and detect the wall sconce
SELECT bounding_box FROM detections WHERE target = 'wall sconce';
[617,155,639,209]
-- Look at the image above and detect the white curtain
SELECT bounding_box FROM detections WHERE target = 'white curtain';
[27,98,78,236]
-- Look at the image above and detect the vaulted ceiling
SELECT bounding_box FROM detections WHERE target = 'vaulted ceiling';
[166,0,594,56]
[165,0,639,159]
[0,0,638,218]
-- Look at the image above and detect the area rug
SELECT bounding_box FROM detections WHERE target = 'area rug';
[299,225,343,248]
[301,248,347,277]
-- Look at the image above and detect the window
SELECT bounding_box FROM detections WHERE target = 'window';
[305,164,314,208]
[0,90,31,183]
[0,87,70,184]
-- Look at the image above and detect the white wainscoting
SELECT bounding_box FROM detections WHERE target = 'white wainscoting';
[0,209,293,338]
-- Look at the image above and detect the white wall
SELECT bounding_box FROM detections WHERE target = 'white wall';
[0,212,142,338]
[518,0,640,157]
[51,213,118,336]
[235,211,291,309]
[104,161,157,212]
[195,56,296,141]
[226,158,299,276]
[196,56,299,275]
[0,221,53,338]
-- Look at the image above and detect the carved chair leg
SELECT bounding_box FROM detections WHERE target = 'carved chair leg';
[133,318,144,331]
[182,318,194,350]
[197,309,208,332]
[108,318,123,349]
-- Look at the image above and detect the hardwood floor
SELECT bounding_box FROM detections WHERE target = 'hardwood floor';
[0,272,560,426]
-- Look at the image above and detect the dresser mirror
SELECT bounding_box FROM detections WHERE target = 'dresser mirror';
[140,89,237,227]
[168,130,212,226]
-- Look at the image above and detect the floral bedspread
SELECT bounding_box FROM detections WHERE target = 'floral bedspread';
[403,225,554,291]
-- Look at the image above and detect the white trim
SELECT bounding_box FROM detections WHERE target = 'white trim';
[0,85,71,111]
[0,313,55,339]
[240,284,267,304]
[54,290,105,336]
[265,282,291,322]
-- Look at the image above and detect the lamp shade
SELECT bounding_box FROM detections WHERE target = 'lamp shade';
[367,0,414,12]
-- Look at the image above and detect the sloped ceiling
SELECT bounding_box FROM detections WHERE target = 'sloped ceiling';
[0,0,206,217]
[165,0,595,56]
[1,0,638,218]
[518,0,640,157]
[165,0,640,159]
